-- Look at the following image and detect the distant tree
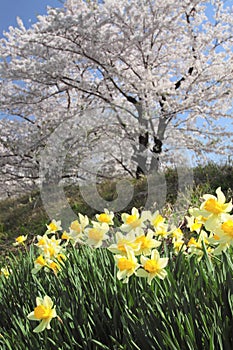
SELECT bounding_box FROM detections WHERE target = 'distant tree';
[0,0,233,196]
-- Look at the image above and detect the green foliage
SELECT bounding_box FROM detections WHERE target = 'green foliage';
[0,245,233,349]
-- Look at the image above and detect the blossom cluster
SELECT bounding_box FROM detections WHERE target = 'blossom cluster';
[189,187,233,255]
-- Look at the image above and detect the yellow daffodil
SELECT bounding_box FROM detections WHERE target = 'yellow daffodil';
[121,207,145,232]
[147,210,165,230]
[134,229,161,256]
[114,246,140,283]
[108,231,141,255]
[35,234,49,248]
[48,261,61,275]
[173,239,186,254]
[85,222,109,248]
[171,227,184,241]
[187,231,212,260]
[46,220,62,234]
[61,231,71,242]
[201,187,232,215]
[32,255,48,274]
[68,214,89,244]
[190,187,232,231]
[96,209,114,225]
[154,222,170,238]
[27,295,57,333]
[185,215,203,234]
[35,235,62,260]
[13,235,27,246]
[136,249,168,285]
[0,266,11,278]
[210,215,233,250]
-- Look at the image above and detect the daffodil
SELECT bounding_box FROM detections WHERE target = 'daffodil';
[96,209,114,225]
[154,222,170,238]
[108,231,141,255]
[32,255,48,274]
[85,222,109,248]
[171,227,184,241]
[27,295,57,333]
[48,261,61,275]
[210,215,233,250]
[190,187,232,231]
[147,210,165,230]
[35,234,49,248]
[114,246,140,283]
[0,266,11,278]
[121,207,145,232]
[42,237,63,259]
[46,220,62,234]
[68,214,89,244]
[185,215,202,234]
[187,231,213,260]
[13,235,27,246]
[173,239,186,254]
[134,229,161,256]
[136,249,168,285]
[61,230,71,242]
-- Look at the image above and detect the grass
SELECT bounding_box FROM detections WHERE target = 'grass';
[0,244,233,349]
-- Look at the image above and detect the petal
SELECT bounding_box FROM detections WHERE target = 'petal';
[33,320,47,333]
[27,312,37,320]
[216,187,225,204]
[43,295,53,309]
[132,207,139,217]
[136,269,148,278]
[140,255,148,265]
[151,249,159,260]
[158,258,169,269]
[156,269,167,279]
[36,297,43,306]
[147,274,154,285]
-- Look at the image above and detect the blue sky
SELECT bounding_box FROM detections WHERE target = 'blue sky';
[0,0,62,36]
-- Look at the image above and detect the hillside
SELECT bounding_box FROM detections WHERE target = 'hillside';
[0,162,232,255]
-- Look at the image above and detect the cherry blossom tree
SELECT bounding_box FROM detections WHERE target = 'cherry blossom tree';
[0,0,233,197]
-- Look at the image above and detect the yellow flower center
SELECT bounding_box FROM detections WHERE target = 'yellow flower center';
[70,221,82,233]
[126,215,141,228]
[34,305,53,320]
[204,198,224,214]
[117,240,139,253]
[187,237,198,247]
[49,261,59,272]
[98,213,111,223]
[47,246,55,257]
[221,220,233,237]
[191,221,202,232]
[88,228,103,241]
[144,260,159,273]
[173,241,183,251]
[135,235,150,249]
[152,215,164,227]
[118,257,135,271]
[36,255,46,266]
[16,236,25,243]
[57,253,66,262]
[37,238,46,246]
[126,214,137,224]
[61,231,69,240]
[48,222,59,232]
